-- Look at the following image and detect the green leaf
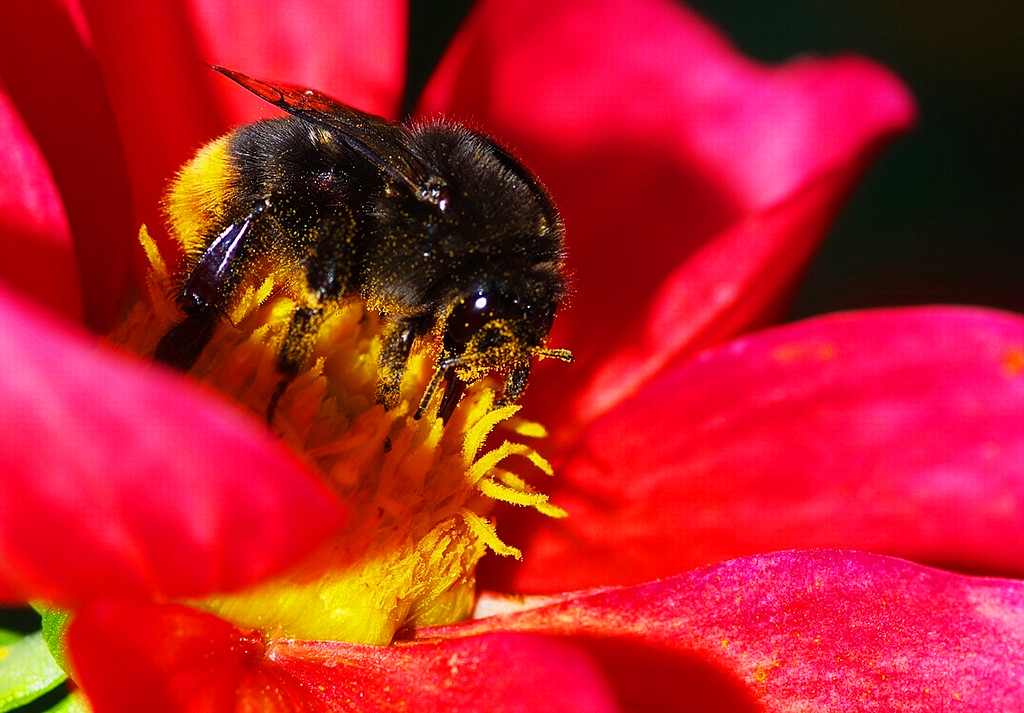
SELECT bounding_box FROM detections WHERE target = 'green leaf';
[0,631,67,712]
[38,608,73,672]
[45,690,89,713]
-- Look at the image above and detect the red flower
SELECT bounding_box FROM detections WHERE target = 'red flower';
[3,0,1023,711]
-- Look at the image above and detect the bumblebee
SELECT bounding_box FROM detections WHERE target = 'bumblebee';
[154,66,571,423]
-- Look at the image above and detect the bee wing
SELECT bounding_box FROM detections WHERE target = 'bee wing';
[213,66,433,194]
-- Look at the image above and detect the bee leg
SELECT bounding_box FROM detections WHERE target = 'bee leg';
[154,205,264,372]
[266,304,326,423]
[153,309,220,372]
[376,319,420,410]
[436,374,468,424]
[266,209,358,422]
[495,363,531,408]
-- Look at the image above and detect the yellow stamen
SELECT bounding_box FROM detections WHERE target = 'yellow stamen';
[108,228,563,645]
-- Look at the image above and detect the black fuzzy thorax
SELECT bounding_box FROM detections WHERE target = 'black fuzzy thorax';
[362,119,566,322]
[226,115,566,326]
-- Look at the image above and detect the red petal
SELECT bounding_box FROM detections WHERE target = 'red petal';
[433,550,1024,712]
[0,85,82,321]
[70,602,621,713]
[0,1,135,331]
[76,0,407,270]
[419,0,914,425]
[0,286,346,606]
[69,602,310,713]
[495,307,1024,592]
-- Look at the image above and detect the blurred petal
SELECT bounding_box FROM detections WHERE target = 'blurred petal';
[0,0,135,331]
[496,307,1024,592]
[0,286,346,606]
[435,550,1024,712]
[570,164,862,424]
[76,0,232,252]
[419,0,914,425]
[77,0,407,264]
[185,0,408,121]
[0,85,82,321]
[70,602,621,713]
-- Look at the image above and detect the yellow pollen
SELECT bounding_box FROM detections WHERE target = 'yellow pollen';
[108,227,564,645]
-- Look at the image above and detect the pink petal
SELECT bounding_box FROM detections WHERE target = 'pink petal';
[433,550,1024,712]
[493,307,1024,592]
[418,0,914,425]
[0,286,346,606]
[0,85,82,321]
[69,601,621,713]
[0,1,135,331]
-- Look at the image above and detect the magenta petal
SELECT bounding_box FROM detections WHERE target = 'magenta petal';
[420,0,914,425]
[276,633,620,713]
[0,86,82,321]
[69,601,621,713]
[0,287,346,606]
[502,307,1024,592]
[434,551,1024,712]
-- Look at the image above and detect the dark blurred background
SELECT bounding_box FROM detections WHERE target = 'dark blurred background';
[408,1,1024,319]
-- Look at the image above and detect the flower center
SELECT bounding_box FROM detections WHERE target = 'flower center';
[107,228,564,645]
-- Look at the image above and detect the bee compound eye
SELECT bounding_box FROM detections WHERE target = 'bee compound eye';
[446,291,495,350]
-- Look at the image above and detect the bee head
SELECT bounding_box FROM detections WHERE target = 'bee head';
[415,274,572,422]
[444,270,563,362]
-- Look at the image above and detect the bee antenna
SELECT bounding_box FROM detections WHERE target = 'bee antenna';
[414,356,462,420]
[535,347,574,364]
